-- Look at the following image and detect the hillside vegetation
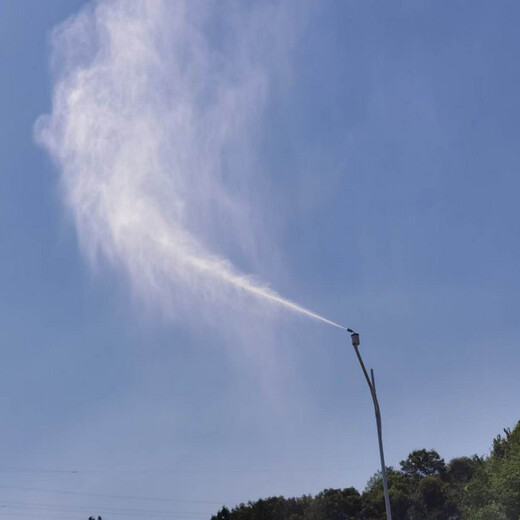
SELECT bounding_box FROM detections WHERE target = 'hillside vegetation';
[211,420,520,520]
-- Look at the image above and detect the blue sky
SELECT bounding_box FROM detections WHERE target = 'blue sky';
[1,1,520,519]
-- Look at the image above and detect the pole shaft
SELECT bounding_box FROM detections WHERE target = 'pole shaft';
[371,369,392,520]
[353,346,392,520]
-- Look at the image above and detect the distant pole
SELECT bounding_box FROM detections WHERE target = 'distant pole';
[347,330,392,520]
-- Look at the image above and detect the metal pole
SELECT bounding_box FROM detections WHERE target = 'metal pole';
[348,330,392,520]
[371,369,392,520]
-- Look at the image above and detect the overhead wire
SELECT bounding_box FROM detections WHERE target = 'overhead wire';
[0,465,349,517]
[0,466,350,474]
[0,483,225,505]
[0,499,209,519]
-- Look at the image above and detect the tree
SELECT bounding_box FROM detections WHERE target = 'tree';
[488,422,520,520]
[362,468,413,520]
[400,450,446,479]
[212,506,231,520]
[463,421,520,520]
[410,475,458,520]
[304,488,361,520]
[446,456,481,484]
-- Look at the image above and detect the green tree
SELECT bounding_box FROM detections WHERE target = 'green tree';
[488,423,520,520]
[304,488,361,520]
[467,503,508,520]
[446,456,482,485]
[400,450,446,479]
[408,475,458,520]
[463,421,520,520]
[212,506,231,520]
[362,468,412,520]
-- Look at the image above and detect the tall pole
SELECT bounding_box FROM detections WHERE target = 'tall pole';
[348,330,392,520]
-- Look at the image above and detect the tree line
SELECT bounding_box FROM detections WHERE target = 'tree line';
[210,420,520,520]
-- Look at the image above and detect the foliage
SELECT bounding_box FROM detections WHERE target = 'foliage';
[464,424,520,520]
[400,449,446,479]
[304,488,361,520]
[210,421,520,520]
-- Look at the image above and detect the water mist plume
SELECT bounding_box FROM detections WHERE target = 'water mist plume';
[35,0,343,331]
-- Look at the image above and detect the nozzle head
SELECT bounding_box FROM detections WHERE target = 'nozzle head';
[350,332,360,348]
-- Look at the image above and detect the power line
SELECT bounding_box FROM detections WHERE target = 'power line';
[0,483,226,505]
[0,466,350,474]
[0,513,73,520]
[0,499,209,519]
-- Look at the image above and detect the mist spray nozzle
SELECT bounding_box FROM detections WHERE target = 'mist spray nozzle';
[348,330,360,348]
